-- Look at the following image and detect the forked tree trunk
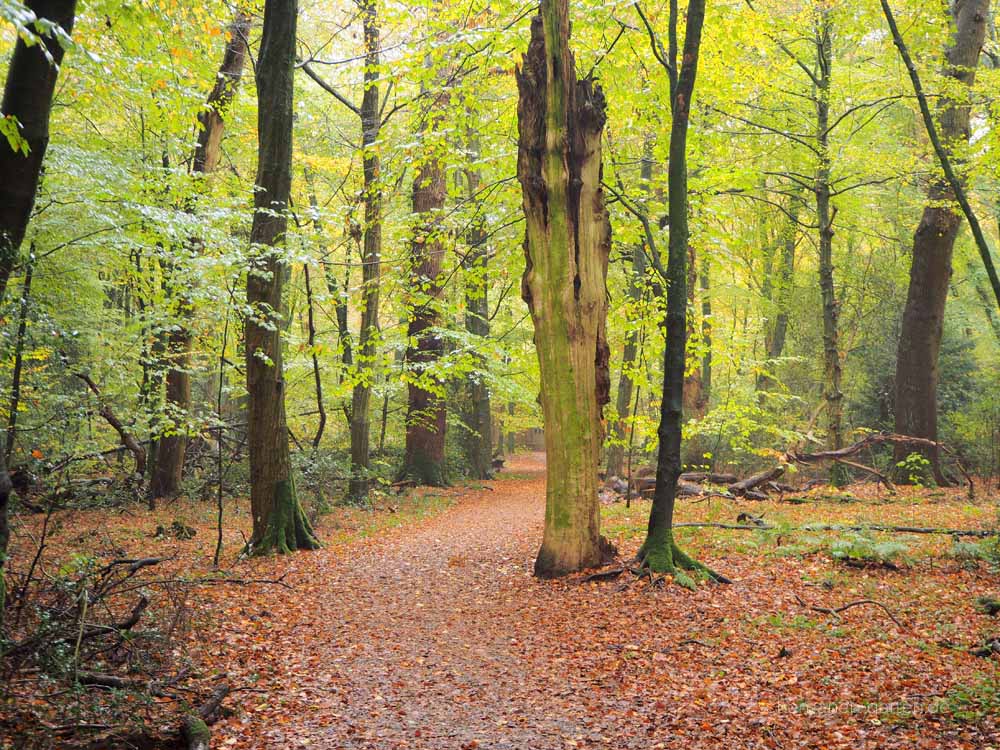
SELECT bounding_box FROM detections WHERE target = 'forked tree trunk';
[349,0,382,501]
[517,0,612,578]
[400,87,448,485]
[244,0,318,554]
[606,147,652,479]
[893,0,988,484]
[150,12,250,499]
[461,146,493,480]
[0,0,77,618]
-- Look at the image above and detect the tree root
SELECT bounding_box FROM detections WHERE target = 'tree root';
[634,538,731,589]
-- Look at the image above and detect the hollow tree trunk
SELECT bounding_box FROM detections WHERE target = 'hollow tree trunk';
[245,0,319,553]
[461,144,493,480]
[894,0,988,483]
[400,87,448,486]
[150,11,249,499]
[517,0,611,577]
[0,0,77,618]
[349,0,382,501]
[606,146,652,479]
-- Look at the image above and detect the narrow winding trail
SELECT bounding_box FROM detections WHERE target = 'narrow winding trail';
[206,453,993,750]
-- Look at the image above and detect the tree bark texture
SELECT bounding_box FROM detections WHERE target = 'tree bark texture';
[893,0,988,483]
[400,85,448,486]
[349,0,382,501]
[517,0,612,577]
[245,0,319,553]
[461,151,493,480]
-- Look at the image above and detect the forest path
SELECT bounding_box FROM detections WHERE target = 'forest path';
[209,452,992,750]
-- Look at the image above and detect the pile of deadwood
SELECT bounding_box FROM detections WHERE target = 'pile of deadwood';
[0,536,273,750]
[608,433,976,501]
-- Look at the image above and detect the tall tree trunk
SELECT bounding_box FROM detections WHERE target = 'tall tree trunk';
[150,12,249,499]
[245,0,319,554]
[461,145,493,480]
[637,0,725,585]
[0,0,77,622]
[699,253,711,404]
[812,11,846,486]
[757,207,797,395]
[606,146,652,479]
[6,255,33,462]
[400,82,448,486]
[892,0,988,483]
[348,0,382,501]
[303,264,326,448]
[517,0,612,577]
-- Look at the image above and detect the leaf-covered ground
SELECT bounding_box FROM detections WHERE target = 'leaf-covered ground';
[6,453,1000,748]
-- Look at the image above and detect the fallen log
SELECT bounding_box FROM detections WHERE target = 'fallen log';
[679,471,739,484]
[728,465,785,495]
[181,682,231,750]
[672,519,998,538]
[787,432,973,497]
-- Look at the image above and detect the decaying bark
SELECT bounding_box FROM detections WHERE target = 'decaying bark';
[517,0,612,577]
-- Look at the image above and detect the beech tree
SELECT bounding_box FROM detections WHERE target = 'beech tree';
[517,0,612,577]
[244,0,319,553]
[883,0,990,483]
[0,0,77,617]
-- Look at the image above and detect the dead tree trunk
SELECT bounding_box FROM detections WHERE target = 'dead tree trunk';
[74,373,147,479]
[150,11,249,500]
[888,0,989,484]
[0,0,78,619]
[517,0,612,577]
[244,0,319,553]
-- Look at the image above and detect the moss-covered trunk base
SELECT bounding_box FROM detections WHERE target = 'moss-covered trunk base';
[249,479,321,555]
[636,528,729,589]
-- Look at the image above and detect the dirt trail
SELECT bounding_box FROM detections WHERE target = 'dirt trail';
[208,452,995,749]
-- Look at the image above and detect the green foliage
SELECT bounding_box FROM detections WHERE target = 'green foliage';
[829,532,909,567]
[895,452,932,487]
[930,676,1000,722]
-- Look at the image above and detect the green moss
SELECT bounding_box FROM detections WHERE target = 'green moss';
[637,526,728,589]
[250,478,321,555]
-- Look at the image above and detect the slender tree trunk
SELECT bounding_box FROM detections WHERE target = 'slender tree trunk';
[245,0,319,554]
[892,0,988,483]
[606,147,652,479]
[461,146,493,480]
[517,0,612,577]
[683,244,705,417]
[757,209,796,395]
[6,256,33,462]
[303,264,326,448]
[813,12,843,457]
[699,253,711,404]
[638,0,725,585]
[349,0,382,501]
[150,12,250,499]
[400,83,448,485]
[0,0,77,620]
